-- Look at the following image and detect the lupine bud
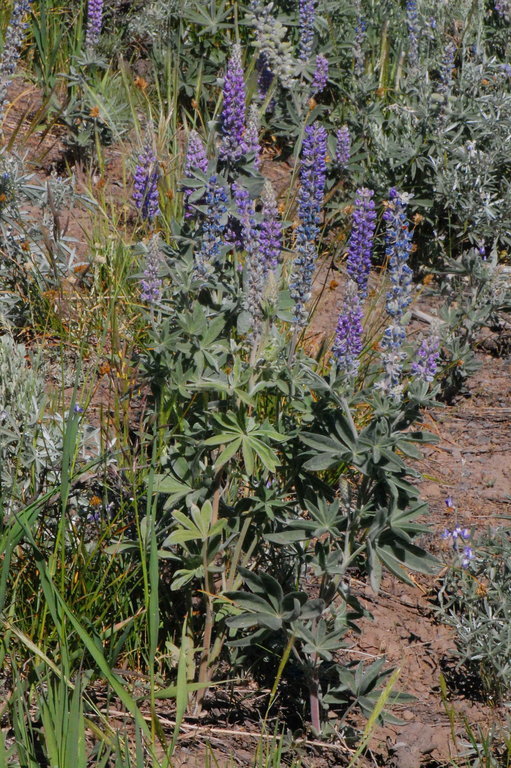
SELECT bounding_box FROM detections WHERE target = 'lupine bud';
[346,188,376,300]
[219,43,246,163]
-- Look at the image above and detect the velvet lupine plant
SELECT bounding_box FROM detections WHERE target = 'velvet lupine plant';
[346,188,376,300]
[133,138,160,221]
[259,180,282,274]
[378,189,413,398]
[290,123,327,327]
[332,279,364,379]
[183,130,208,216]
[335,125,351,171]
[219,44,246,163]
[194,176,228,276]
[298,0,316,62]
[310,54,328,96]
[0,0,32,121]
[85,0,103,51]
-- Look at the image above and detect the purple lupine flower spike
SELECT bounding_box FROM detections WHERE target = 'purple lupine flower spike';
[244,104,261,166]
[346,188,376,300]
[494,0,510,20]
[290,123,328,327]
[259,180,282,273]
[133,137,160,221]
[353,0,366,76]
[406,0,419,70]
[298,0,317,61]
[85,0,103,51]
[195,175,228,276]
[183,129,208,217]
[219,43,246,163]
[335,125,351,170]
[412,335,440,382]
[379,189,414,397]
[257,53,274,102]
[0,0,32,121]
[233,182,265,337]
[311,54,329,95]
[333,280,364,378]
[141,234,163,303]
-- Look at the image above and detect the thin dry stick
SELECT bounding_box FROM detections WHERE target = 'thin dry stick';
[93,709,355,754]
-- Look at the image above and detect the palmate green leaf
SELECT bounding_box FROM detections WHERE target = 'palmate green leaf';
[375,539,440,585]
[214,437,242,469]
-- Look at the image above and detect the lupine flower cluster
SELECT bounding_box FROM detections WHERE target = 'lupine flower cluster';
[353,0,366,76]
[256,53,274,102]
[140,234,163,303]
[249,0,297,89]
[0,0,32,121]
[346,188,376,300]
[194,176,228,276]
[494,0,510,19]
[298,0,316,62]
[335,125,351,171]
[244,104,261,166]
[442,525,474,568]
[233,183,265,337]
[219,44,246,163]
[378,189,414,397]
[412,334,440,382]
[85,0,104,51]
[406,0,419,70]
[259,180,282,273]
[290,123,327,327]
[183,130,208,216]
[310,54,329,96]
[133,140,160,221]
[332,280,364,377]
[439,42,456,99]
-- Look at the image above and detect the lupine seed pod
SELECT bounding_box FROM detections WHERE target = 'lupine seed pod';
[140,234,163,303]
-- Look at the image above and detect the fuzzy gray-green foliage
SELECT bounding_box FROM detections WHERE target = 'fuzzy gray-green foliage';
[0,335,59,513]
